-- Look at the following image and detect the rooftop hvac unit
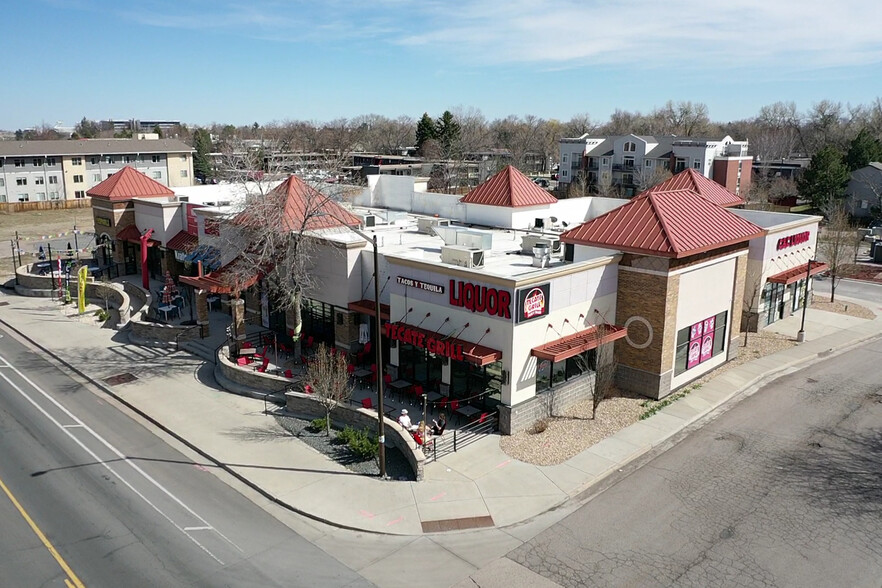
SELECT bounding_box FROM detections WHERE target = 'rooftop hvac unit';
[358,213,377,227]
[521,234,561,254]
[417,217,451,234]
[441,245,485,269]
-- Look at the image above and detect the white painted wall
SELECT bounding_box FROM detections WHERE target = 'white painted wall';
[309,243,364,308]
[671,257,737,387]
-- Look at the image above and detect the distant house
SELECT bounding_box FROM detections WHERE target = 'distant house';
[844,162,882,220]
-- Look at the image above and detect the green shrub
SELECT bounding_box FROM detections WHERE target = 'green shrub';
[308,417,328,433]
[332,425,357,445]
[348,429,379,460]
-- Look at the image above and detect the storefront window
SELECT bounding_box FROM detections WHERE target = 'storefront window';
[536,349,597,393]
[450,360,502,407]
[398,342,443,386]
[674,311,728,376]
[301,299,336,347]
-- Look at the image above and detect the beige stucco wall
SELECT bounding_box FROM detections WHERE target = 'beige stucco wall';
[62,155,87,200]
[166,153,194,188]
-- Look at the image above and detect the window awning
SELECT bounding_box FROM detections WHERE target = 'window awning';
[347,299,390,321]
[166,231,198,253]
[116,224,159,246]
[184,244,221,271]
[767,261,829,285]
[531,324,628,363]
[179,257,259,294]
[385,321,503,366]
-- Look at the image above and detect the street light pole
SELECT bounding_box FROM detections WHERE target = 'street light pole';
[370,234,387,478]
[796,259,813,343]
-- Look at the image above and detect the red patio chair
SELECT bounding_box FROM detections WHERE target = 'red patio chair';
[305,335,315,349]
[361,397,373,410]
[304,384,314,394]
[357,342,372,365]
[437,397,448,413]
[347,364,356,376]
[477,412,489,424]
[241,341,253,349]
[255,356,269,373]
[300,355,309,366]
[284,369,293,378]
[330,347,337,357]
[236,357,250,366]
[412,431,424,446]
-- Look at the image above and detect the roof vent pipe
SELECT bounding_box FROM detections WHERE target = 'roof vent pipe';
[532,243,550,268]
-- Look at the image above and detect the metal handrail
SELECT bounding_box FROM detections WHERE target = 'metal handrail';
[425,411,498,462]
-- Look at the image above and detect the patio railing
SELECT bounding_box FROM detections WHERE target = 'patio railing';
[424,410,498,462]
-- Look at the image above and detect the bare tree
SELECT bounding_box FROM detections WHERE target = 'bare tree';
[741,274,766,345]
[304,343,354,436]
[817,205,861,302]
[590,324,618,420]
[633,164,672,192]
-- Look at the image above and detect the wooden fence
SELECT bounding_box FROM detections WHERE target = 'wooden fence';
[0,199,92,213]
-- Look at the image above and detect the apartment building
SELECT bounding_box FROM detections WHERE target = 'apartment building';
[0,138,194,203]
[559,134,752,197]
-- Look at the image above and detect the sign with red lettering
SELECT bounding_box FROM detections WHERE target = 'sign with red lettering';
[776,231,810,251]
[516,283,550,323]
[449,280,512,319]
[384,323,464,361]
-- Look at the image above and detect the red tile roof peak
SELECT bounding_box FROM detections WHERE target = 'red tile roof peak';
[460,165,557,208]
[86,166,175,201]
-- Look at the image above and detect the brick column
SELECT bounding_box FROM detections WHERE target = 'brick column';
[231,297,246,354]
[196,289,210,338]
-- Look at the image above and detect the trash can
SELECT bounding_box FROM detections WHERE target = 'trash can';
[873,241,882,263]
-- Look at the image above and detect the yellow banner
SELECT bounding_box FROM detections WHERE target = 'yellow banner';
[77,265,88,314]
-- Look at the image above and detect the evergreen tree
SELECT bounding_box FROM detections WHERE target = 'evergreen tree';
[74,117,100,139]
[797,145,850,210]
[844,128,882,171]
[193,128,213,182]
[434,110,460,154]
[153,124,163,138]
[415,113,436,156]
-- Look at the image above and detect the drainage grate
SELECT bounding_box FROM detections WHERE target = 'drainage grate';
[104,372,138,386]
[420,515,494,533]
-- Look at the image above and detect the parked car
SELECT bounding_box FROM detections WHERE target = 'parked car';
[532,177,550,188]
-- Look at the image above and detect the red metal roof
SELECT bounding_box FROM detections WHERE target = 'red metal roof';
[460,165,557,208]
[767,261,829,285]
[86,166,174,200]
[646,168,743,207]
[236,175,362,232]
[532,324,628,362]
[166,231,198,252]
[179,257,260,294]
[560,189,765,258]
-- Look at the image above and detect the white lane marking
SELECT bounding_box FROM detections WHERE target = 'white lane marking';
[62,424,85,429]
[0,355,244,560]
[184,526,213,532]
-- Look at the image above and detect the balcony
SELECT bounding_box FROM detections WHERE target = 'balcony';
[612,163,636,171]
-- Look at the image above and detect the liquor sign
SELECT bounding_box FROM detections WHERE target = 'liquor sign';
[449,280,512,318]
[95,216,111,227]
[776,231,810,251]
[385,323,464,361]
[397,276,444,294]
[516,283,550,323]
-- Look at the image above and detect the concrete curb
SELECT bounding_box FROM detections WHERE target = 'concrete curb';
[0,314,375,536]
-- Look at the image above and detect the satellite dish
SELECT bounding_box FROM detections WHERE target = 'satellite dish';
[550,216,558,223]
[562,221,569,228]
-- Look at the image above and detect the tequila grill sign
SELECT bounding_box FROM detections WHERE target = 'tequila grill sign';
[516,283,550,323]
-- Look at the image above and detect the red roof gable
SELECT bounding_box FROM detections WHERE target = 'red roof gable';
[86,166,174,200]
[645,168,743,207]
[560,189,764,258]
[460,165,557,208]
[236,175,362,232]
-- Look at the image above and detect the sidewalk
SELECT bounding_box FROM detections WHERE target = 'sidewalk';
[1,289,880,536]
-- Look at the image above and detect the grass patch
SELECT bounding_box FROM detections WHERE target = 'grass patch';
[639,384,701,420]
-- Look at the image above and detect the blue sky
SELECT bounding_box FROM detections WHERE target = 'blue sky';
[4,0,882,130]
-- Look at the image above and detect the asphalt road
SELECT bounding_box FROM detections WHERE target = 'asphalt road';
[0,326,373,588]
[814,276,882,302]
[508,337,882,587]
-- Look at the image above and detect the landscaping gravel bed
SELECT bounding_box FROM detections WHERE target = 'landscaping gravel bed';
[273,412,415,481]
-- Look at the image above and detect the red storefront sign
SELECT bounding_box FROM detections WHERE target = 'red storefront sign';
[449,280,512,318]
[385,323,464,361]
[185,203,204,235]
[776,231,810,251]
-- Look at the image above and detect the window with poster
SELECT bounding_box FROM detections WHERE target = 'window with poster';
[674,311,728,376]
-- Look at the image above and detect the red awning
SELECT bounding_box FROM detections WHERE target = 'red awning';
[166,231,199,252]
[116,224,159,246]
[347,299,390,321]
[767,261,829,285]
[387,322,502,366]
[179,257,259,294]
[531,324,628,363]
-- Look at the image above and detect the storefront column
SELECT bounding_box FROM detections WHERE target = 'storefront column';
[196,289,210,338]
[231,298,246,354]
[440,357,451,396]
[333,310,360,359]
[160,249,170,277]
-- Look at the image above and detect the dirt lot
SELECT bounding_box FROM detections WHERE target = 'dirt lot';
[0,208,95,282]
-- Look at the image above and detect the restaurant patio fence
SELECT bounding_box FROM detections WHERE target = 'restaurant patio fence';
[424,411,498,462]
